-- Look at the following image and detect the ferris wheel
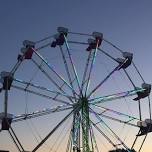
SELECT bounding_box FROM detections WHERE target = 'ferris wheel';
[0,27,151,152]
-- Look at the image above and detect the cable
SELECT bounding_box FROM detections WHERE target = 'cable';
[64,35,81,93]
[33,50,79,97]
[59,45,77,101]
[25,119,40,144]
[31,58,76,103]
[138,96,152,152]
[123,69,136,89]
[81,50,92,94]
[35,34,54,44]
[85,40,99,96]
[48,118,72,152]
[68,31,92,37]
[91,124,109,152]
[90,119,117,149]
[32,107,77,152]
[54,120,72,152]
[66,131,72,152]
[90,108,131,151]
[12,84,70,105]
[98,55,133,117]
[89,127,94,152]
[98,48,118,63]
[103,39,124,53]
[87,65,120,98]
[123,69,143,122]
[132,61,145,83]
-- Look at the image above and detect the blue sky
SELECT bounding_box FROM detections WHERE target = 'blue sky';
[0,0,152,152]
[0,0,152,78]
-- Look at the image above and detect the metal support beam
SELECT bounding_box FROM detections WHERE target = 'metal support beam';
[81,97,90,152]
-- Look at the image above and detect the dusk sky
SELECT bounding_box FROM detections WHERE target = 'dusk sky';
[0,1,152,152]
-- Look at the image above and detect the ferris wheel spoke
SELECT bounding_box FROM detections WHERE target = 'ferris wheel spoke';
[81,51,92,94]
[9,125,25,152]
[91,104,139,122]
[32,108,76,152]
[123,69,143,122]
[89,88,145,105]
[87,65,120,98]
[90,119,117,149]
[12,85,71,105]
[90,108,131,151]
[59,45,78,99]
[13,78,75,100]
[52,78,78,102]
[95,112,138,128]
[12,105,73,123]
[64,35,81,93]
[85,42,99,96]
[32,50,79,97]
[8,130,22,152]
[1,27,150,152]
[31,59,67,93]
[31,59,76,103]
